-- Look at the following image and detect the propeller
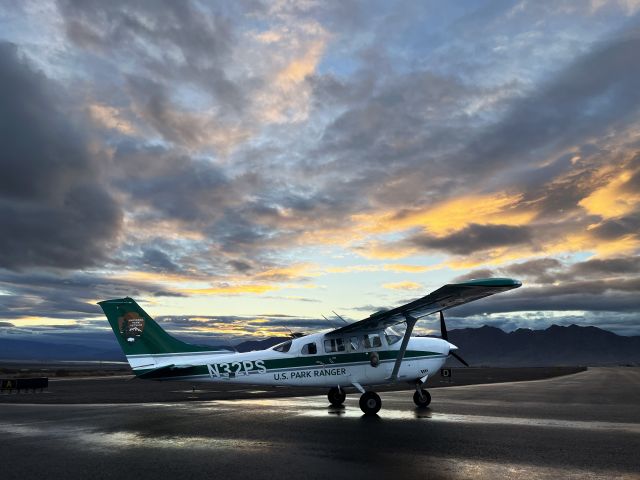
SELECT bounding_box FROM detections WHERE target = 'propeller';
[439,311,448,340]
[450,351,469,367]
[439,310,470,367]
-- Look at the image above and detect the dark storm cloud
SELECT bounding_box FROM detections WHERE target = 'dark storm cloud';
[590,213,640,240]
[0,42,122,270]
[141,248,179,273]
[496,256,640,284]
[504,258,562,278]
[453,269,497,282]
[228,260,252,273]
[112,142,231,222]
[409,224,532,255]
[453,278,640,317]
[501,258,563,284]
[568,256,640,277]
[0,270,184,322]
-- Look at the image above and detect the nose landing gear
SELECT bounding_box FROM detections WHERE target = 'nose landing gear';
[413,388,431,408]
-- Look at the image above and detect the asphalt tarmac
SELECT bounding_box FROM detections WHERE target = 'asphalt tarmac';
[0,367,638,479]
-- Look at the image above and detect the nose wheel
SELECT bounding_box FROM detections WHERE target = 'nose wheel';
[413,388,431,408]
[359,391,382,415]
[328,387,346,406]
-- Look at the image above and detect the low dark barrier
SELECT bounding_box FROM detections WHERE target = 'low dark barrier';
[1,377,48,393]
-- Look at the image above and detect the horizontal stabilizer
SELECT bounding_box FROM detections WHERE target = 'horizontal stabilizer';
[135,364,195,379]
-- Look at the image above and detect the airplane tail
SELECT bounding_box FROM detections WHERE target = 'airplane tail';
[98,297,230,373]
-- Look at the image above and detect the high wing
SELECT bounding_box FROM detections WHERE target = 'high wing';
[328,278,521,335]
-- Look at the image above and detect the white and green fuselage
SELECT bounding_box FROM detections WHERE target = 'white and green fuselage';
[126,332,452,388]
[98,297,453,389]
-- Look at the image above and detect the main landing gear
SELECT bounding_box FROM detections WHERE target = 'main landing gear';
[328,385,428,414]
[328,387,382,415]
[359,391,382,415]
[328,387,346,406]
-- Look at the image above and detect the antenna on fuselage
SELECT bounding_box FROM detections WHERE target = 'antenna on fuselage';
[322,314,338,328]
[332,311,349,324]
[283,325,305,338]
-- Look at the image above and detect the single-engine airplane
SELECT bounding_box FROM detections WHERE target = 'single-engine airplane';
[99,277,521,414]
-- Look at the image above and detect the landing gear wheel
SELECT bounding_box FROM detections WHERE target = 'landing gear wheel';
[359,391,382,415]
[413,389,431,408]
[328,387,346,406]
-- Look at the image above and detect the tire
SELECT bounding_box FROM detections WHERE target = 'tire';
[359,391,382,415]
[413,389,431,407]
[328,387,346,406]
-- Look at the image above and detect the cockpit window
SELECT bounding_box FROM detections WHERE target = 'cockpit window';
[384,327,402,345]
[301,342,317,355]
[273,340,292,353]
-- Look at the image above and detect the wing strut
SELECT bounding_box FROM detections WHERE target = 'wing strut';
[389,313,417,381]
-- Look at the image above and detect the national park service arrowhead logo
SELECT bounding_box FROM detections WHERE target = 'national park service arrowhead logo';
[118,311,145,343]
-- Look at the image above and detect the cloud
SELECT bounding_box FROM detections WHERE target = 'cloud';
[409,224,533,255]
[125,75,250,152]
[453,269,497,282]
[141,248,179,273]
[1,2,640,338]
[568,256,640,277]
[503,258,563,278]
[0,42,122,270]
[58,0,242,109]
[382,281,422,291]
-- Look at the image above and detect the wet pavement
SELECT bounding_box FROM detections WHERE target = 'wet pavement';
[0,367,638,479]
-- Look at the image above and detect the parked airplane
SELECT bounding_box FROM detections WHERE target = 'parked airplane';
[99,277,521,414]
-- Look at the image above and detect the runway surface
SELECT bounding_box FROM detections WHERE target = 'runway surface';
[0,367,638,479]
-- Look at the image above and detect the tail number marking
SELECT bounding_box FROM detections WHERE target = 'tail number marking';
[207,360,266,378]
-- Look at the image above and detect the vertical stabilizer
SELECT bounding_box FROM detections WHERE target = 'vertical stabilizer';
[98,297,230,372]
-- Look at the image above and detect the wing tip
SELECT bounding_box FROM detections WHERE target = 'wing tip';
[456,277,522,288]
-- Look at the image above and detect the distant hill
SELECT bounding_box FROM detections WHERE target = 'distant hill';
[1,325,638,366]
[445,324,640,366]
[0,337,125,362]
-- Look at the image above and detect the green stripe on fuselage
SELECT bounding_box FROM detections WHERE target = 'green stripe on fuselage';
[135,349,442,380]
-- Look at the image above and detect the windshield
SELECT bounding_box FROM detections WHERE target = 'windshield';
[384,327,402,345]
[272,340,292,353]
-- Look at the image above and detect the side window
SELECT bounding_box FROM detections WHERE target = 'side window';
[273,340,292,353]
[349,337,359,351]
[301,342,317,355]
[362,334,382,349]
[324,338,345,353]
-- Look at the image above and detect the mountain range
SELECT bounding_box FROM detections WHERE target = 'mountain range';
[1,324,638,366]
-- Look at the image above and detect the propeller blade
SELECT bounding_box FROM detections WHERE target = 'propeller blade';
[450,351,469,367]
[440,311,448,340]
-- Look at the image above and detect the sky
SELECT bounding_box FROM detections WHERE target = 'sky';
[0,0,639,350]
